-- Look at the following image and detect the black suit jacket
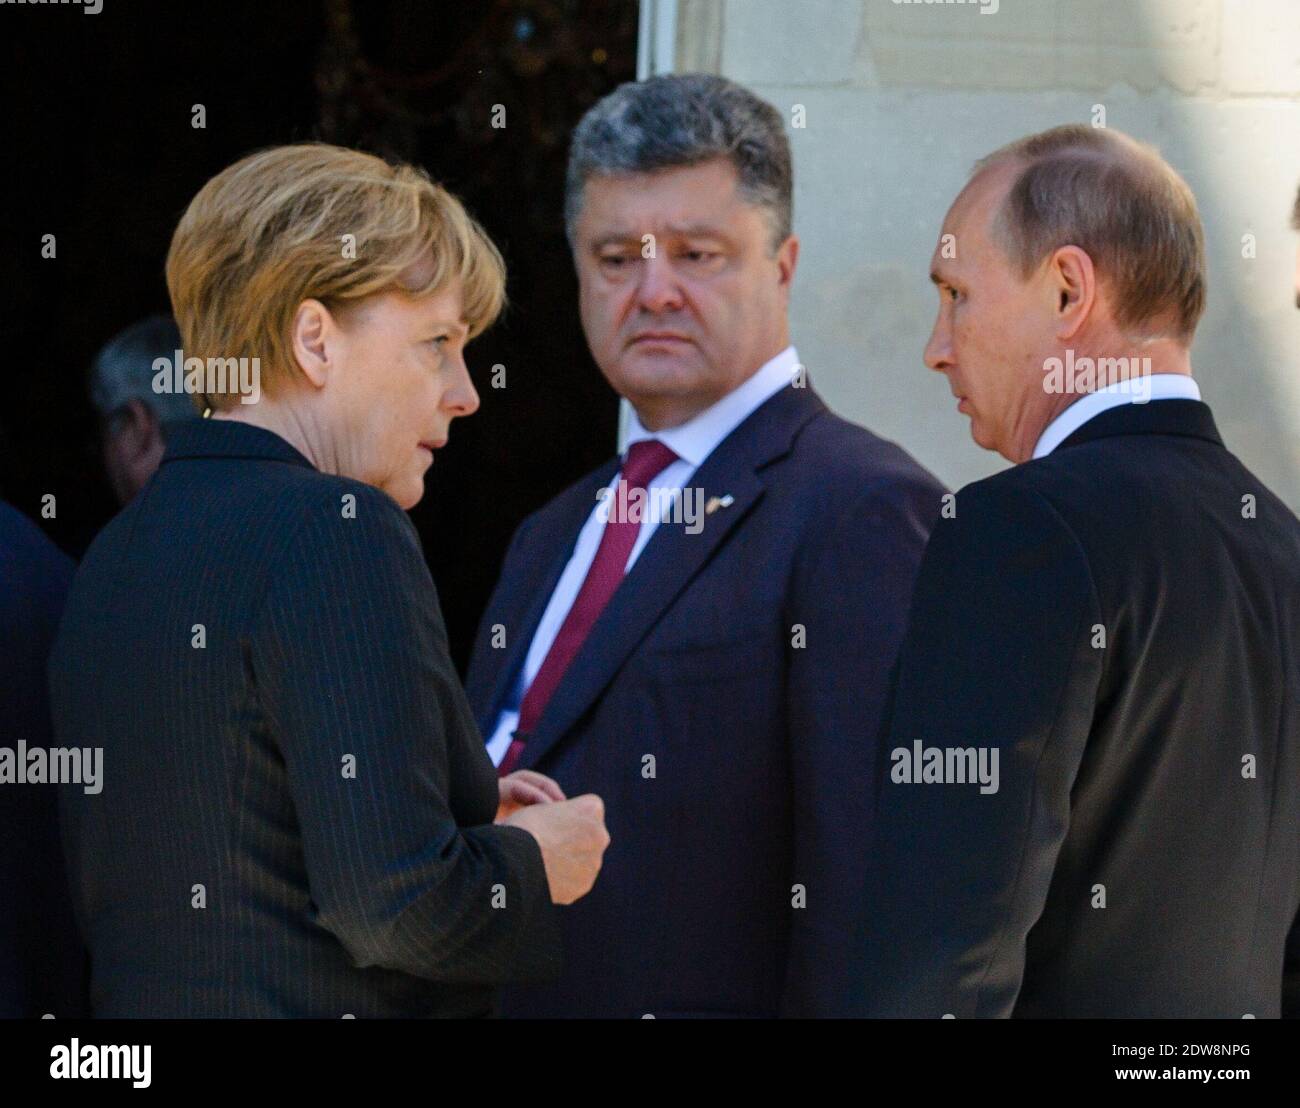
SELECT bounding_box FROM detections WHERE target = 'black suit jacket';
[49,419,558,1017]
[467,382,945,1016]
[857,399,1300,1018]
[0,502,87,1017]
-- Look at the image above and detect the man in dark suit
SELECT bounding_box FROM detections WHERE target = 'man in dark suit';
[858,124,1300,1018]
[466,74,944,1017]
[49,142,608,1017]
[0,500,87,1017]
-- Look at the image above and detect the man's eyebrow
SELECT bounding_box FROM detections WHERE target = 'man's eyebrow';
[663,223,727,239]
[929,271,945,286]
[590,225,729,249]
[589,231,641,250]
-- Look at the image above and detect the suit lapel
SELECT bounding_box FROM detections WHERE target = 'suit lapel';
[518,384,827,771]
[475,460,620,732]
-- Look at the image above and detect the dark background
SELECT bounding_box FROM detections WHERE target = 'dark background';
[0,0,635,670]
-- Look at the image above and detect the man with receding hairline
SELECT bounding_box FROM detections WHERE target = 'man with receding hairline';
[856,125,1300,1018]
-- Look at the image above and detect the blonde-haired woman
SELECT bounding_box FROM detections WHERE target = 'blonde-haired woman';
[50,144,607,1018]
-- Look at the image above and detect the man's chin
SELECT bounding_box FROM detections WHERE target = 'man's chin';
[609,353,703,399]
[968,417,995,453]
[622,340,702,372]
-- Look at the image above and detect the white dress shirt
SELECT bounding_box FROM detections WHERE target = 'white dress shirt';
[1031,373,1202,459]
[485,345,802,765]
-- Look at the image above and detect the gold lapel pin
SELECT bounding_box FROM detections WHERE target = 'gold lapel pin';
[705,494,735,515]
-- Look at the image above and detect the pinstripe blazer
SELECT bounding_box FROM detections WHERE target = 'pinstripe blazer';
[49,418,558,1017]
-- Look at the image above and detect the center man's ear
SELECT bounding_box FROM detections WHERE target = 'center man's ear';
[291,299,336,389]
[1049,245,1097,341]
[775,233,800,293]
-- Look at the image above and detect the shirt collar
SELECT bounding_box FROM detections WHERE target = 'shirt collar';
[623,345,801,469]
[1032,374,1202,460]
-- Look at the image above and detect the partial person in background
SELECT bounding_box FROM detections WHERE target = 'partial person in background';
[89,314,196,505]
[858,125,1300,1018]
[467,74,944,1018]
[0,500,87,1017]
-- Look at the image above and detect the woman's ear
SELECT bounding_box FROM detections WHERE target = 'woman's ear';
[1050,245,1096,342]
[291,299,334,389]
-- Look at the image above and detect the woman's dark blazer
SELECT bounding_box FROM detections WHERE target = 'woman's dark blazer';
[49,417,558,1017]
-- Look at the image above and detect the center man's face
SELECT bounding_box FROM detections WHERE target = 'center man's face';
[329,277,480,510]
[572,157,797,429]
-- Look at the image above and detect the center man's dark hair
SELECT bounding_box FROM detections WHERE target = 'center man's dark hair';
[564,73,793,254]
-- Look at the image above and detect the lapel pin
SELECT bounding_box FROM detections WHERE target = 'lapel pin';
[705,494,735,515]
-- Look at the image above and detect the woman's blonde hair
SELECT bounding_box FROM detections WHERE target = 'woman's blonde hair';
[165,143,505,410]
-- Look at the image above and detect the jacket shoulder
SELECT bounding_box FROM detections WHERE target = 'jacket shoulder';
[948,458,1087,532]
[788,408,948,501]
[0,500,74,592]
[510,458,617,541]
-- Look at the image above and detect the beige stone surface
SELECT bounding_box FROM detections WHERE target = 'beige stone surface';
[674,0,1300,509]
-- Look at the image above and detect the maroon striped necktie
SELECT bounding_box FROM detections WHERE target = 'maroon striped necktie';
[498,439,679,776]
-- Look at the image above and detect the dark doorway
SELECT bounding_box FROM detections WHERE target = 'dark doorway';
[0,0,635,670]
